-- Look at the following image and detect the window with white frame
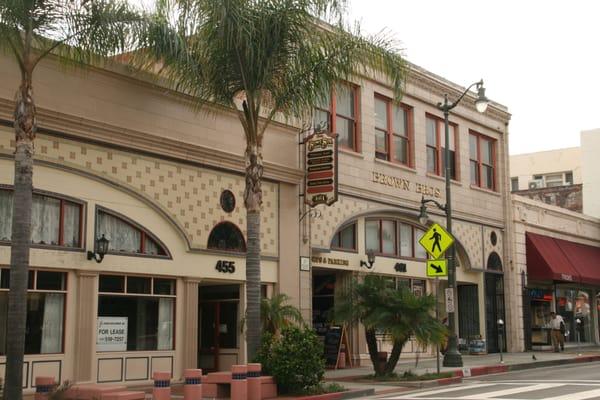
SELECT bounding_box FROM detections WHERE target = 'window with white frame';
[97,275,175,351]
[0,269,67,354]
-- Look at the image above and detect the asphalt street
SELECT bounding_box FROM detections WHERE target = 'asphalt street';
[375,362,600,400]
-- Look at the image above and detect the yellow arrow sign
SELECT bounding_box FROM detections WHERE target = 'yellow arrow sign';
[418,222,454,259]
[427,259,448,277]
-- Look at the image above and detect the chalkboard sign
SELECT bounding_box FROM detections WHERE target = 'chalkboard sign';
[324,325,343,367]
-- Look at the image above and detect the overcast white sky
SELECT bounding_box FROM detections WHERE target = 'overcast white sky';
[347,0,600,155]
[132,0,600,155]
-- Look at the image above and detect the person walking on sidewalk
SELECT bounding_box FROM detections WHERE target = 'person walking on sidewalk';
[549,312,565,352]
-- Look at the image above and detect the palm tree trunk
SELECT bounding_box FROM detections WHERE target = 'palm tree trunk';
[4,74,36,400]
[244,141,263,361]
[365,328,384,376]
[384,338,406,375]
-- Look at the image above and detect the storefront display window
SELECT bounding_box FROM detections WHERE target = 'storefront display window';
[529,288,552,345]
[0,269,66,354]
[98,275,175,351]
[555,287,593,343]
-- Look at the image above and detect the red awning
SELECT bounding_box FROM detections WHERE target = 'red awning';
[554,238,600,286]
[526,232,580,283]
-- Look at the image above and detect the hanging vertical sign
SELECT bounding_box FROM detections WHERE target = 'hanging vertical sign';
[304,131,338,207]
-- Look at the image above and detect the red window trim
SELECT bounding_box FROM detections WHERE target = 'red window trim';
[425,114,459,179]
[374,95,413,167]
[0,187,84,249]
[316,83,361,152]
[365,218,426,260]
[96,207,171,258]
[469,130,497,191]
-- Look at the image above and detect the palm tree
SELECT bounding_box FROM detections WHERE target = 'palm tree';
[0,2,145,398]
[261,293,304,335]
[142,0,407,360]
[335,275,446,376]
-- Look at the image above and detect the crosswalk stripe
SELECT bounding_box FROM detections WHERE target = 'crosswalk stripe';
[460,383,563,399]
[538,388,600,400]
[383,383,497,398]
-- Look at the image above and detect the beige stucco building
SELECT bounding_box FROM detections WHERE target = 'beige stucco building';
[0,54,303,391]
[0,49,512,392]
[307,64,512,363]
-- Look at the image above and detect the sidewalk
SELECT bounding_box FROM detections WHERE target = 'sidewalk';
[322,346,600,397]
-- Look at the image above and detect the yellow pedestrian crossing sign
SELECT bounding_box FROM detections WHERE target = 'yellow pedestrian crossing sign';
[418,222,454,259]
[427,259,448,277]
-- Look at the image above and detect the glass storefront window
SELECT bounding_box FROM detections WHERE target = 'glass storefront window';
[529,288,552,345]
[0,269,66,354]
[556,287,593,343]
[98,275,176,351]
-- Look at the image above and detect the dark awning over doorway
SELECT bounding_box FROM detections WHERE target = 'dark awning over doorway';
[526,232,600,285]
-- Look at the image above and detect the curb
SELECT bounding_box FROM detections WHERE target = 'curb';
[455,355,600,378]
[292,388,375,400]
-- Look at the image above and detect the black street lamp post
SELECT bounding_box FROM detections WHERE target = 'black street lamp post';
[418,80,489,367]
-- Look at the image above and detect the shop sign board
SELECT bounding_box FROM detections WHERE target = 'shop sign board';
[427,259,448,277]
[97,316,128,352]
[304,131,338,207]
[418,223,454,260]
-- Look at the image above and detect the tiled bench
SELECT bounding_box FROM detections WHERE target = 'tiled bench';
[203,371,277,399]
[64,384,127,399]
[101,391,146,400]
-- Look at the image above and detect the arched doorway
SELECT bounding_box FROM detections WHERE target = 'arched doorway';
[485,252,506,353]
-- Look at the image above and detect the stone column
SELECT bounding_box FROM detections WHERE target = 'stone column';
[73,271,98,382]
[183,279,201,369]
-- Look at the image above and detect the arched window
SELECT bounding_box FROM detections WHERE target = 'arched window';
[331,223,356,251]
[207,222,246,252]
[96,208,169,257]
[487,252,502,271]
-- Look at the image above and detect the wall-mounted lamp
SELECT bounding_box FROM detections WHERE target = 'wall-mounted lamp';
[360,249,376,269]
[87,234,109,263]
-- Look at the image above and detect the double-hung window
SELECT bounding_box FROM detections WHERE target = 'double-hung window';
[313,83,359,151]
[469,131,496,190]
[0,269,67,354]
[374,96,412,165]
[0,189,83,247]
[426,115,458,179]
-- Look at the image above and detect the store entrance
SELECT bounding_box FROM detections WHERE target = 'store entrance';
[198,284,240,372]
[485,272,506,353]
[312,270,336,337]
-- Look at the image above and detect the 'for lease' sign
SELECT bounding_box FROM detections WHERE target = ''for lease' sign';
[97,316,128,352]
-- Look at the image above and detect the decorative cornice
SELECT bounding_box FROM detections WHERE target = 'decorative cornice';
[0,98,304,185]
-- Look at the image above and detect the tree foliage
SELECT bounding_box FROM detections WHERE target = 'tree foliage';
[0,2,146,399]
[335,275,446,376]
[139,0,407,360]
[261,293,304,335]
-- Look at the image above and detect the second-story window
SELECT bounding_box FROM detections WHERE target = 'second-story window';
[331,223,356,251]
[365,219,426,259]
[0,189,82,247]
[426,115,457,179]
[470,131,496,190]
[374,96,411,165]
[96,209,169,257]
[313,83,358,151]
